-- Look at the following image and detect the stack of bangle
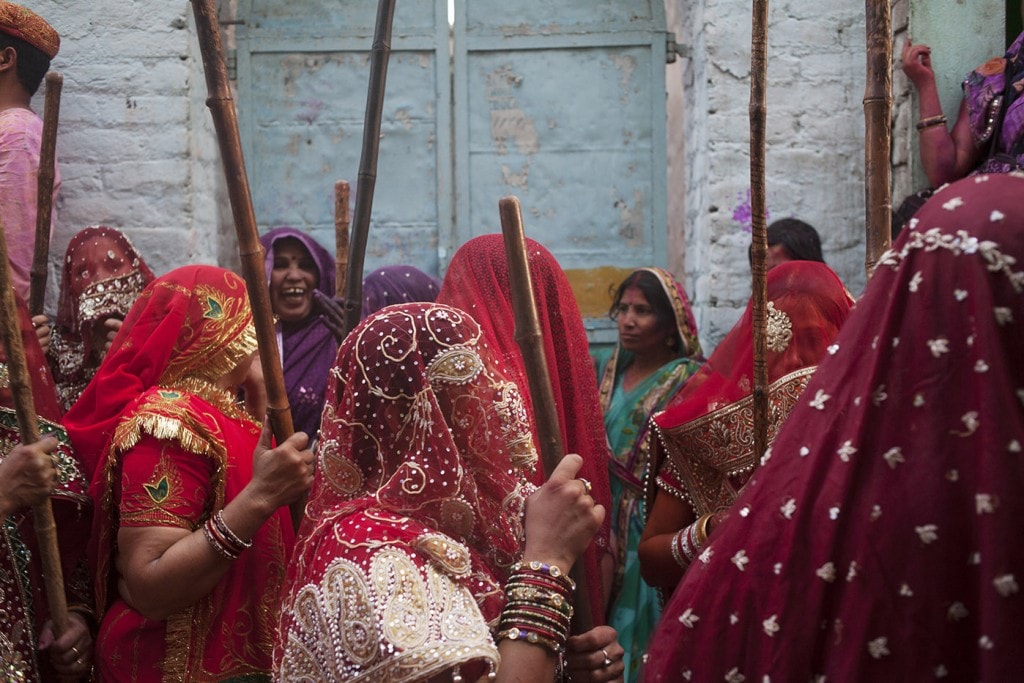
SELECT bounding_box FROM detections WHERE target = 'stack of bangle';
[669,513,714,569]
[916,114,947,131]
[202,510,252,560]
[497,561,575,654]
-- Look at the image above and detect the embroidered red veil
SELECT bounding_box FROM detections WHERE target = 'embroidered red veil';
[50,226,155,410]
[651,261,854,516]
[65,265,291,682]
[642,174,1024,681]
[276,303,537,680]
[437,234,613,625]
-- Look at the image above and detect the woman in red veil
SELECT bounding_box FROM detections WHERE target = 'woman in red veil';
[64,265,312,682]
[437,234,615,628]
[641,173,1024,681]
[638,260,853,594]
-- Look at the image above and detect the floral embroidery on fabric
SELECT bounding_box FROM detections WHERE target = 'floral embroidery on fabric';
[765,301,793,352]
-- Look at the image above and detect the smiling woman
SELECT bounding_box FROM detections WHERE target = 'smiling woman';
[259,227,340,444]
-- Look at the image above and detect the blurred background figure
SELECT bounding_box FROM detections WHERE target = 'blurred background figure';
[748,218,826,271]
[360,264,441,319]
[49,226,154,411]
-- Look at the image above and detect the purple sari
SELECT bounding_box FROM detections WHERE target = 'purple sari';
[260,227,338,441]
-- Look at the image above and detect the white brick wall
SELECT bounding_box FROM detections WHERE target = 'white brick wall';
[33,1,225,314]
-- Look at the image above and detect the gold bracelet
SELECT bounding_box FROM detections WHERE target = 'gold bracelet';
[916,114,947,131]
[693,513,714,547]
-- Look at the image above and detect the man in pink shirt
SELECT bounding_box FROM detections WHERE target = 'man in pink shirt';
[0,2,60,304]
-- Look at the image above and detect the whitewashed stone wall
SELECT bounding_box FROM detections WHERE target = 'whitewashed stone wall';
[35,1,980,355]
[32,1,225,314]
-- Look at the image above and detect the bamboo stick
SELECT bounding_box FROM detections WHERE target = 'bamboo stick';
[334,180,351,301]
[29,72,62,316]
[341,0,397,337]
[749,0,770,463]
[498,195,593,635]
[864,0,893,277]
[188,0,301,529]
[0,215,68,636]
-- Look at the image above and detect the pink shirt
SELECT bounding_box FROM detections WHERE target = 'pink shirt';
[0,107,60,299]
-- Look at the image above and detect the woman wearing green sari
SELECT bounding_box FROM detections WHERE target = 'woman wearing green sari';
[593,268,703,680]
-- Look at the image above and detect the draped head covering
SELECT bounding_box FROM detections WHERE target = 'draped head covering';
[259,227,338,439]
[64,265,257,479]
[361,264,442,319]
[642,173,1024,681]
[277,303,536,680]
[51,226,155,410]
[437,234,613,625]
[652,260,854,517]
[597,266,703,414]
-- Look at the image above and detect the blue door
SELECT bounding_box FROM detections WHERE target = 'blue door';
[235,1,668,341]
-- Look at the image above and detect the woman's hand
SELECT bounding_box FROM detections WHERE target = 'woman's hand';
[38,611,93,679]
[31,315,51,354]
[565,626,625,683]
[313,290,348,343]
[522,454,604,575]
[0,438,58,520]
[901,39,935,88]
[243,424,314,515]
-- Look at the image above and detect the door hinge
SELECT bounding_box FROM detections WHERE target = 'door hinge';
[666,32,690,63]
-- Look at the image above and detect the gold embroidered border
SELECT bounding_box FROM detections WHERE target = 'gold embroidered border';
[656,367,815,516]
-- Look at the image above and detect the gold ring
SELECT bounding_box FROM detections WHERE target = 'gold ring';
[579,478,592,494]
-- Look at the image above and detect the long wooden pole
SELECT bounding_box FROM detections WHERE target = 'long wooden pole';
[749,0,770,463]
[188,0,301,529]
[28,72,62,316]
[0,216,68,636]
[498,195,593,635]
[341,0,397,337]
[334,180,351,301]
[864,0,893,277]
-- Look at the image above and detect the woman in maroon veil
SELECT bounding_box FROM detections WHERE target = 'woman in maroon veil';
[641,173,1024,681]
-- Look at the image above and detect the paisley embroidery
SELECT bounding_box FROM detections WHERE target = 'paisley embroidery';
[766,301,794,352]
[414,533,472,578]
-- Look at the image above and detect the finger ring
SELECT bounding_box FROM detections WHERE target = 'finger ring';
[602,648,612,667]
[579,478,592,494]
[70,645,80,657]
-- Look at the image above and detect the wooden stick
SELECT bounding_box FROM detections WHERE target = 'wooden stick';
[864,0,893,277]
[0,215,68,636]
[29,72,62,316]
[749,0,770,464]
[334,180,351,301]
[498,195,593,634]
[189,0,301,529]
[341,0,397,337]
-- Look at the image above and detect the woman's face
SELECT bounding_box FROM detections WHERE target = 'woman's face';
[270,238,319,323]
[615,286,673,357]
[71,238,132,297]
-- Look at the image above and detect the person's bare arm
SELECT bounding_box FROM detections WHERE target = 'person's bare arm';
[637,490,695,591]
[115,428,312,620]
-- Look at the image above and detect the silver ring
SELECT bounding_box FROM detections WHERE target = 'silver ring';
[70,646,80,657]
[601,648,612,667]
[579,478,592,494]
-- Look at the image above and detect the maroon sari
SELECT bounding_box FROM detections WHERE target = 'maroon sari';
[642,174,1024,681]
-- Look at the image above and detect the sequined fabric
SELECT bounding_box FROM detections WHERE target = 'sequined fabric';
[643,174,1024,681]
[276,303,537,681]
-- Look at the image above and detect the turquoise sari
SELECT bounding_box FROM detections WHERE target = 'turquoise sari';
[594,267,702,681]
